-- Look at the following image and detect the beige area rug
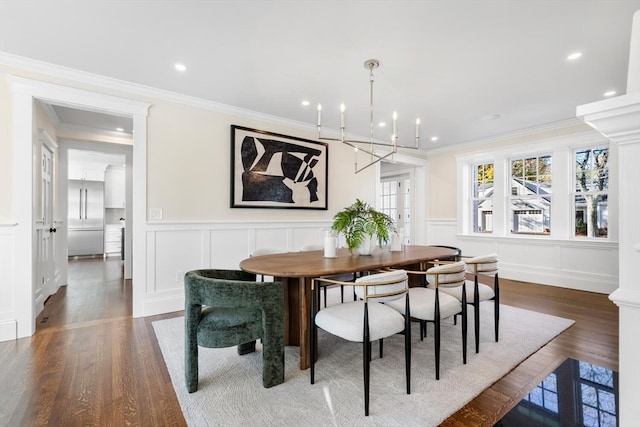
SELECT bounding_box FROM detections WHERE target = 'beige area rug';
[153,287,574,426]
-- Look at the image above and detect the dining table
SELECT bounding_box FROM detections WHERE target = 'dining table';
[239,244,458,369]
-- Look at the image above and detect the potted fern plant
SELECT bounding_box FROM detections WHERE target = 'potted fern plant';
[331,199,396,255]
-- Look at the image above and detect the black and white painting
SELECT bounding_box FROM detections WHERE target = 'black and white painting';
[231,126,328,209]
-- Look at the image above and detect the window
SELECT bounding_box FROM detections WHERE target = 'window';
[472,163,494,233]
[380,176,411,244]
[510,155,552,234]
[574,147,609,238]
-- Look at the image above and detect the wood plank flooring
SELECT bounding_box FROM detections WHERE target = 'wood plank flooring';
[0,258,618,426]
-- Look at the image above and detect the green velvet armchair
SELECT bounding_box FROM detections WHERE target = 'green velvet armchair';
[184,269,285,392]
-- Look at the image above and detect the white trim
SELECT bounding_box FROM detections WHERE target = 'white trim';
[427,118,585,156]
[9,77,149,338]
[2,53,314,135]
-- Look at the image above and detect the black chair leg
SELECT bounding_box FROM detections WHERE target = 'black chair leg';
[379,338,384,359]
[435,290,441,380]
[462,283,467,364]
[363,305,371,416]
[474,276,480,353]
[323,286,327,308]
[405,294,411,395]
[494,274,500,342]
[363,340,370,416]
[310,284,317,384]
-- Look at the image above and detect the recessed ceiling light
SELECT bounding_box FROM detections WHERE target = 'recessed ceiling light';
[301,100,310,106]
[431,136,438,142]
[567,52,582,61]
[116,127,124,132]
[481,113,502,121]
[174,63,187,72]
[603,90,617,97]
[378,122,386,127]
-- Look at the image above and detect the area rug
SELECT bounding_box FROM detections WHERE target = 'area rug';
[152,288,574,426]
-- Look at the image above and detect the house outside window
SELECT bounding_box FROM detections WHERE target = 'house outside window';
[510,155,552,235]
[472,163,494,233]
[574,146,609,238]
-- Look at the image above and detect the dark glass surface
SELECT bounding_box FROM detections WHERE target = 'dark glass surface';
[495,358,618,427]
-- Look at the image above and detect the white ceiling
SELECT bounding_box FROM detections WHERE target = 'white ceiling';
[1,1,638,150]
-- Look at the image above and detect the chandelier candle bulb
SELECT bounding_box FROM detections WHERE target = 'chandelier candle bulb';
[314,58,419,174]
[416,118,420,138]
[392,111,398,137]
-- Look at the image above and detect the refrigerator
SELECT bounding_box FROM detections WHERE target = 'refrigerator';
[68,179,104,256]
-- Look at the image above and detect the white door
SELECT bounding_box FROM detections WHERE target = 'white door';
[36,136,56,314]
[380,174,413,244]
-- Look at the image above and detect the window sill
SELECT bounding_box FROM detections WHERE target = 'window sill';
[458,233,618,249]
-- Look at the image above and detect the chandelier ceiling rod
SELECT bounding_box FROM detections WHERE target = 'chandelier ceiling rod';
[316,59,420,174]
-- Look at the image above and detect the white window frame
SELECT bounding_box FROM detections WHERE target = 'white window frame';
[508,153,553,236]
[456,131,616,242]
[573,144,610,240]
[471,162,494,233]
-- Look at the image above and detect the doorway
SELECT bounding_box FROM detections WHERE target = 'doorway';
[9,77,149,339]
[45,144,131,331]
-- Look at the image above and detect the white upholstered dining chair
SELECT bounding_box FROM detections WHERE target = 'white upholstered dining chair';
[250,247,286,281]
[438,253,499,353]
[310,269,411,416]
[387,261,468,380]
[300,244,356,308]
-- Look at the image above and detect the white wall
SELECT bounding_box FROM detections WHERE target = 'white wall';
[425,122,619,294]
[142,220,332,315]
[0,54,623,342]
[0,58,384,339]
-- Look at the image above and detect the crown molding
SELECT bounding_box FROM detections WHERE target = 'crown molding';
[425,117,588,156]
[1,51,316,134]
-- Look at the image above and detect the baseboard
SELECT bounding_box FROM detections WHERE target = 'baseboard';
[140,294,184,318]
[0,319,17,342]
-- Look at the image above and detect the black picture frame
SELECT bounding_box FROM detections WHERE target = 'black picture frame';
[230,125,328,209]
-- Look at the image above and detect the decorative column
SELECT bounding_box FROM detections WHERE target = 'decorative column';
[577,10,640,427]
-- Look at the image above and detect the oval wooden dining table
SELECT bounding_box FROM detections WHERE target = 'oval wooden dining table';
[239,245,458,370]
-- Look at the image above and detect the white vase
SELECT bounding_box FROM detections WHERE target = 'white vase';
[358,235,375,255]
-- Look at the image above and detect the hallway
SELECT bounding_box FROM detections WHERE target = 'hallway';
[37,258,131,330]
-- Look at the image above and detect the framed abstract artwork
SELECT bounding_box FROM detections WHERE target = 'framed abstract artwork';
[230,125,328,209]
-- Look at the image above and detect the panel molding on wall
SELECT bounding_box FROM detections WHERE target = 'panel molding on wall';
[142,220,333,316]
[0,225,17,341]
[427,219,618,294]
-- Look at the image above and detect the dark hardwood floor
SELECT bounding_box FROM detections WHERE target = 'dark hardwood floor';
[0,258,618,426]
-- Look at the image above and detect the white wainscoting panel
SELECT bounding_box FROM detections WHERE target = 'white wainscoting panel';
[427,219,619,294]
[0,226,17,341]
[143,221,332,316]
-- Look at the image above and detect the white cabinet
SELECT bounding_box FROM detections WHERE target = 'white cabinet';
[104,224,123,257]
[104,167,125,209]
[68,165,105,181]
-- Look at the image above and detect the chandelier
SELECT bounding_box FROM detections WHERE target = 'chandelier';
[316,59,420,173]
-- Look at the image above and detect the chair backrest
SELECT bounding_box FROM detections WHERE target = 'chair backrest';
[428,245,462,261]
[426,261,466,288]
[185,269,281,309]
[354,270,408,303]
[464,254,498,276]
[251,247,286,257]
[300,244,323,252]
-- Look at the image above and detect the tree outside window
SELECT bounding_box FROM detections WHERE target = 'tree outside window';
[472,163,494,233]
[575,147,608,238]
[510,155,552,234]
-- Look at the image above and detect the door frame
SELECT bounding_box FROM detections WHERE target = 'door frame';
[10,76,149,338]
